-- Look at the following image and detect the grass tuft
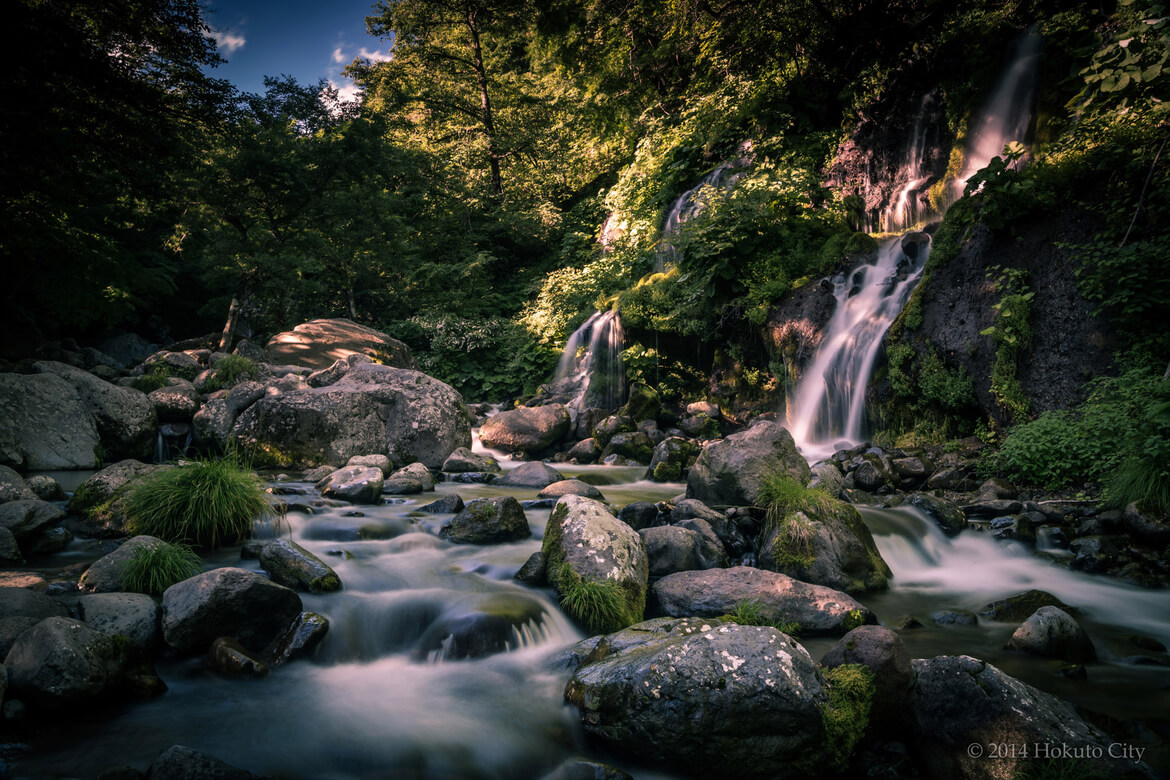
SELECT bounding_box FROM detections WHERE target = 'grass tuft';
[721,599,800,636]
[120,542,202,596]
[204,355,259,392]
[757,472,835,526]
[122,454,277,548]
[556,563,631,635]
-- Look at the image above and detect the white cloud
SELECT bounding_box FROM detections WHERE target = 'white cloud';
[358,47,393,63]
[330,79,362,105]
[210,30,246,56]
[332,47,346,64]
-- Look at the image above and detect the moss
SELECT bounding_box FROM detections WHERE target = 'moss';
[842,609,867,632]
[769,512,817,571]
[652,461,681,481]
[820,664,875,772]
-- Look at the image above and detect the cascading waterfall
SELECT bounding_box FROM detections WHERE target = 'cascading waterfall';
[552,309,625,411]
[655,152,750,272]
[786,33,1042,458]
[882,92,938,233]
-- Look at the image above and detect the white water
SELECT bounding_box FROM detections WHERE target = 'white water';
[656,152,750,272]
[550,309,625,411]
[881,92,937,233]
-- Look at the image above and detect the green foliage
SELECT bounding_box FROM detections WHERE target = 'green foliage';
[770,512,818,571]
[1074,0,1170,123]
[1075,233,1170,358]
[1012,757,1098,780]
[1105,378,1170,514]
[757,472,834,523]
[721,600,800,636]
[119,542,201,596]
[981,266,1034,423]
[204,355,259,392]
[555,563,632,636]
[123,455,276,547]
[131,367,172,393]
[820,664,875,772]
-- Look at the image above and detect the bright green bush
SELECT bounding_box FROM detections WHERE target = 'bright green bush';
[122,456,276,547]
[120,542,202,596]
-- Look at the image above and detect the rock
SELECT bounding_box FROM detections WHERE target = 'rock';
[441,497,530,545]
[619,382,660,422]
[820,626,912,726]
[161,567,303,653]
[600,431,654,466]
[233,363,471,470]
[892,454,935,486]
[388,462,435,490]
[670,518,729,569]
[1069,534,1129,573]
[148,381,201,422]
[67,459,166,538]
[925,465,976,491]
[514,551,547,586]
[590,415,634,449]
[757,502,891,594]
[27,525,70,556]
[208,636,269,676]
[0,466,37,503]
[78,592,162,648]
[977,477,1017,500]
[1122,502,1170,547]
[639,526,724,577]
[262,611,329,665]
[671,499,748,558]
[538,479,604,500]
[961,499,1023,519]
[148,745,265,780]
[907,655,1147,780]
[931,610,978,626]
[904,493,967,536]
[265,318,415,371]
[442,448,501,476]
[98,333,158,368]
[192,381,265,450]
[0,527,22,564]
[382,478,423,494]
[565,438,600,464]
[418,494,464,514]
[4,617,131,710]
[315,465,384,504]
[616,501,659,531]
[0,500,65,546]
[495,461,565,489]
[646,437,697,482]
[258,539,342,593]
[144,351,201,379]
[0,616,42,658]
[78,536,167,593]
[686,401,721,418]
[686,420,810,507]
[301,465,336,483]
[33,361,157,460]
[808,462,845,498]
[852,454,894,492]
[0,372,99,469]
[651,568,876,636]
[565,617,829,779]
[479,405,571,454]
[306,353,375,388]
[978,590,1072,622]
[541,758,633,780]
[678,414,719,439]
[1006,606,1096,663]
[414,593,548,661]
[25,475,65,502]
[543,495,649,634]
[0,587,69,622]
[345,453,393,476]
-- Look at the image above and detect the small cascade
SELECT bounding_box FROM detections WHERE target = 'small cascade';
[549,309,625,411]
[881,92,938,233]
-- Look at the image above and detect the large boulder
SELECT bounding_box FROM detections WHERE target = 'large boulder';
[149,745,265,780]
[441,496,531,545]
[565,617,830,779]
[161,567,303,652]
[0,372,99,469]
[639,526,726,577]
[266,318,416,370]
[78,592,162,649]
[258,539,342,593]
[686,420,810,507]
[479,405,571,454]
[192,381,265,450]
[908,655,1150,779]
[0,587,69,622]
[543,495,649,634]
[67,460,166,538]
[0,465,37,503]
[495,461,565,489]
[232,363,471,470]
[651,567,876,636]
[757,503,891,594]
[4,617,132,710]
[820,626,913,726]
[441,447,500,474]
[647,437,698,482]
[78,535,168,593]
[1005,606,1096,663]
[34,361,157,460]
[0,500,65,547]
[315,465,384,504]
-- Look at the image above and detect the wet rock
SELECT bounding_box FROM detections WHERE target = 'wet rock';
[0,500,64,549]
[616,501,659,531]
[1122,502,1170,548]
[25,475,65,502]
[0,466,37,503]
[0,587,69,622]
[565,617,829,779]
[388,462,435,491]
[208,636,269,677]
[820,625,913,726]
[852,454,894,492]
[931,610,978,626]
[5,617,132,710]
[977,477,1017,500]
[161,567,303,653]
[34,361,157,460]
[978,590,1072,622]
[495,461,565,489]
[258,539,342,593]
[600,431,654,466]
[1006,606,1096,663]
[479,404,571,454]
[262,611,329,665]
[78,592,162,649]
[0,528,22,564]
[651,567,876,636]
[148,381,201,422]
[904,493,967,536]
[148,744,267,780]
[67,460,167,538]
[78,536,167,593]
[0,372,100,470]
[301,465,336,483]
[1069,534,1130,574]
[382,478,423,495]
[646,437,698,482]
[441,496,530,545]
[639,526,723,577]
[538,479,604,500]
[315,465,384,504]
[418,494,464,514]
[758,502,891,594]
[671,499,747,557]
[590,415,635,449]
[345,454,393,476]
[544,495,649,633]
[514,551,547,586]
[565,438,601,464]
[413,593,547,660]
[686,419,810,507]
[891,455,934,487]
[441,447,501,474]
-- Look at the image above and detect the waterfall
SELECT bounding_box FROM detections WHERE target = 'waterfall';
[551,310,626,411]
[786,33,1042,458]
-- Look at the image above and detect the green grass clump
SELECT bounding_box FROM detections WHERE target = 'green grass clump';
[120,542,201,596]
[555,564,632,636]
[757,472,835,524]
[204,355,260,392]
[821,664,874,771]
[721,599,800,636]
[131,366,171,393]
[122,456,276,547]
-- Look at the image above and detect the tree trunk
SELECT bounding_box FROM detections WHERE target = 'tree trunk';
[467,13,503,196]
[219,295,245,352]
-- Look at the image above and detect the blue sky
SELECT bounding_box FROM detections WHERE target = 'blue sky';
[202,0,392,99]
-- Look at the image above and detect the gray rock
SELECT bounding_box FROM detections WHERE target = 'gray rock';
[646,437,697,482]
[651,567,876,636]
[149,745,266,780]
[258,539,342,593]
[315,465,384,504]
[148,381,202,422]
[1006,606,1096,663]
[0,616,42,658]
[495,461,565,489]
[4,617,131,710]
[600,431,654,465]
[852,454,894,492]
[0,587,69,622]
[143,351,201,379]
[671,517,729,570]
[0,465,37,503]
[265,318,415,371]
[543,495,649,633]
[346,454,393,476]
[686,419,810,507]
[301,465,336,483]
[67,459,166,538]
[306,353,375,388]
[0,527,23,564]
[382,478,423,495]
[0,372,100,469]
[565,617,829,779]
[232,363,470,470]
[538,479,604,500]
[1122,502,1170,547]
[931,609,978,626]
[389,461,435,490]
[79,536,167,593]
[757,503,891,594]
[590,415,634,449]
[0,500,65,546]
[480,404,571,454]
[208,636,269,677]
[25,475,65,502]
[565,438,600,464]
[161,567,303,652]
[441,447,501,473]
[419,494,464,514]
[820,625,912,725]
[441,497,530,545]
[671,498,748,558]
[616,501,659,531]
[905,493,968,536]
[27,526,73,556]
[808,461,845,498]
[639,526,723,577]
[79,592,162,648]
[978,590,1072,622]
[413,592,548,661]
[262,611,329,665]
[34,361,157,460]
[686,401,721,418]
[514,551,547,586]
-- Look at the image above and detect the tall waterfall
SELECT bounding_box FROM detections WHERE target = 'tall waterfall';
[787,33,1042,459]
[552,310,625,411]
[881,92,938,233]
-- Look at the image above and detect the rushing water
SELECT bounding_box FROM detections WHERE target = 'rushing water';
[549,309,625,411]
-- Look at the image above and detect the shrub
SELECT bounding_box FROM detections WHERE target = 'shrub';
[122,455,276,547]
[120,542,201,596]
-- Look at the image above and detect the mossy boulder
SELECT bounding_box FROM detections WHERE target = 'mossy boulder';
[413,592,548,661]
[78,535,167,593]
[904,493,968,537]
[67,460,168,538]
[161,567,303,653]
[619,382,660,423]
[600,431,655,466]
[479,404,571,454]
[441,496,530,545]
[258,538,342,593]
[757,502,891,594]
[686,420,810,507]
[5,617,134,710]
